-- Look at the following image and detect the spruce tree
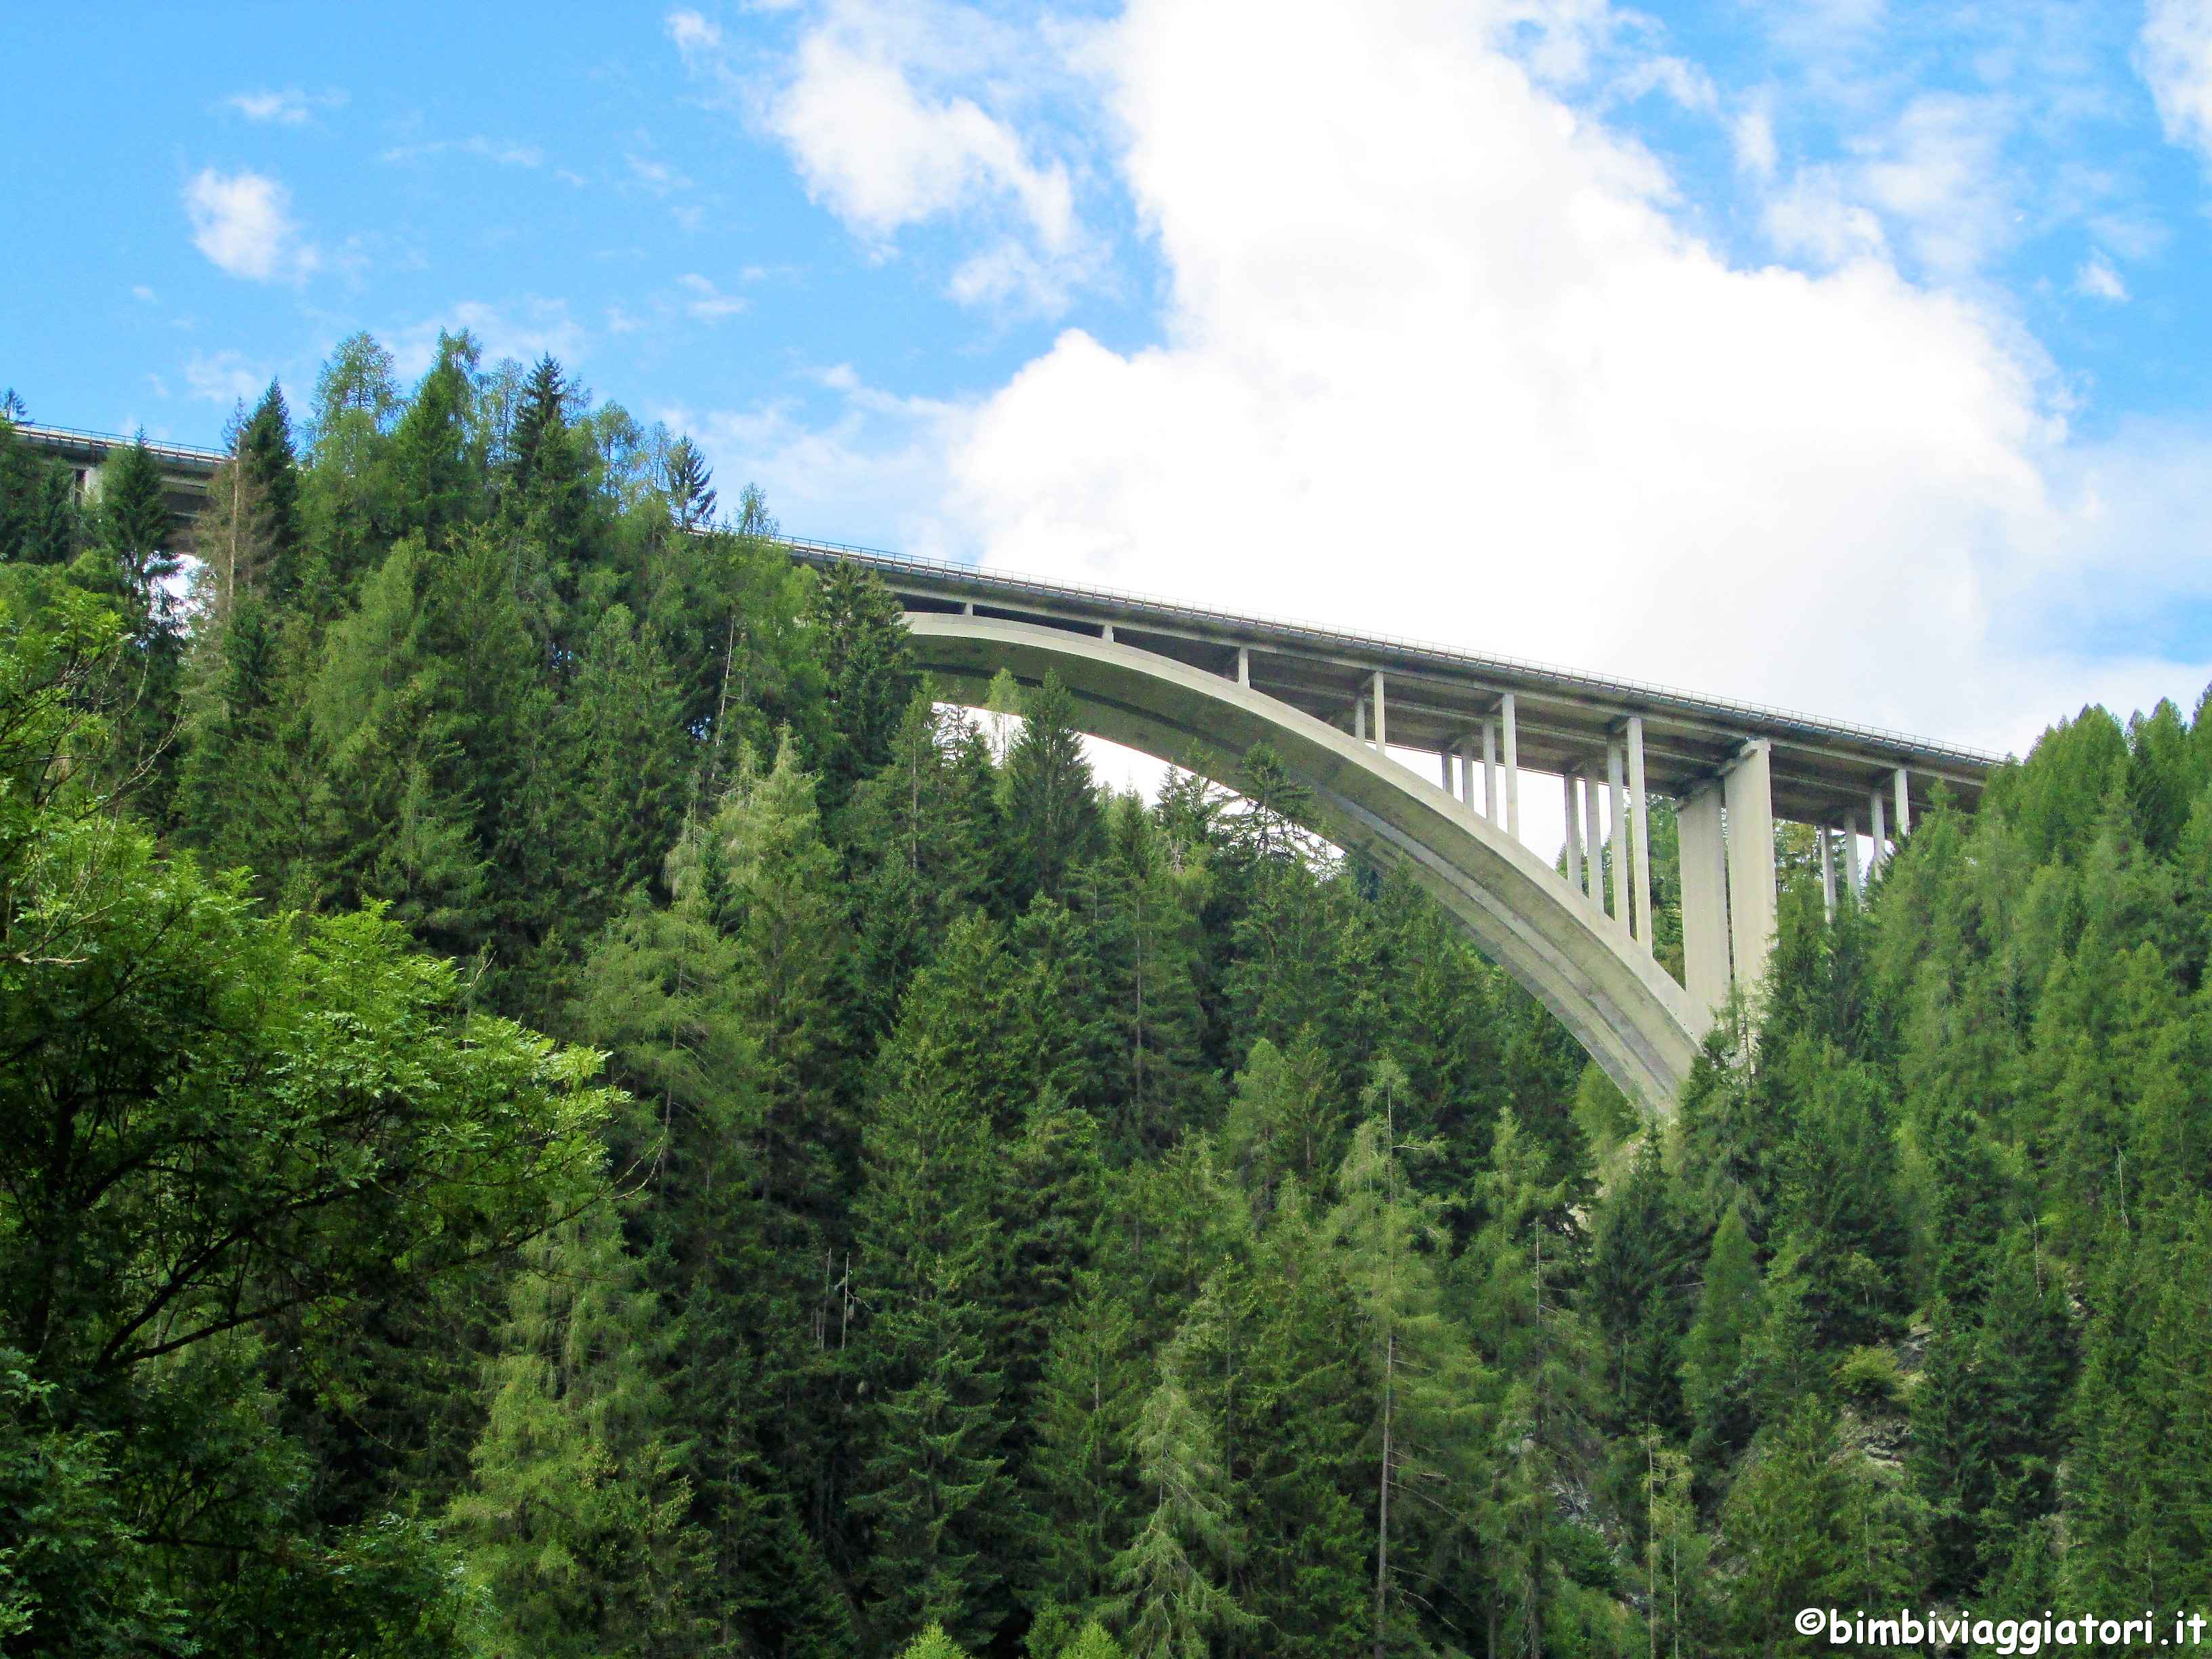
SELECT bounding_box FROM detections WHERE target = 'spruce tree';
[1025,1276,1147,1643]
[808,561,915,816]
[1004,671,1103,907]
[240,380,304,596]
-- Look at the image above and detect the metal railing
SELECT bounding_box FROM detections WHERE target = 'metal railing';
[10,421,2004,771]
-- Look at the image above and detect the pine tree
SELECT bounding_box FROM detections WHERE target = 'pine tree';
[240,380,304,597]
[301,331,398,600]
[1093,793,1213,1155]
[663,433,717,531]
[1220,1033,1343,1218]
[1584,1136,1698,1437]
[850,941,1021,1649]
[1004,671,1103,907]
[1717,1401,1912,1650]
[808,561,915,817]
[690,733,853,1218]
[386,332,480,548]
[1680,1204,1763,1471]
[1109,1361,1254,1659]
[1024,1276,1147,1645]
[553,603,687,931]
[1459,1108,1601,1659]
[1325,1063,1486,1659]
[448,1205,710,1656]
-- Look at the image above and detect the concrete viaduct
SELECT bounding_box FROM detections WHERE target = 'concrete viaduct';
[13,421,2001,1111]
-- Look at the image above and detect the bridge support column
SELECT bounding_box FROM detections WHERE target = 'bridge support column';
[1845,811,1864,899]
[1370,672,1387,750]
[1724,741,1778,1002]
[1627,716,1652,951]
[1607,741,1629,926]
[1236,646,1250,687]
[1868,788,1887,877]
[1101,623,1114,644]
[1439,749,1453,791]
[1893,766,1912,838]
[1563,773,1584,890]
[1482,719,1498,821]
[1679,781,1732,1017]
[1582,773,1605,909]
[1500,694,1519,840]
[1819,828,1837,921]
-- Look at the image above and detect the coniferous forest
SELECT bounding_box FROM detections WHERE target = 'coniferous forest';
[5,336,2212,1658]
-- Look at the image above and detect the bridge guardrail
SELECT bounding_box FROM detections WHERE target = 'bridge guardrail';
[10,422,2003,771]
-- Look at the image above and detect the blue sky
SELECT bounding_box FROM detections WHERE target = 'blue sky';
[7,0,2212,754]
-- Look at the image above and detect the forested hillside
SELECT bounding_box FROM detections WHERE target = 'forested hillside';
[3,340,2211,1658]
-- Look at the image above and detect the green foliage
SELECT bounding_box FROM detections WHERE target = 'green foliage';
[11,333,2210,1656]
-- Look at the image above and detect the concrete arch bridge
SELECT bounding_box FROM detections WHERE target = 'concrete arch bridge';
[18,422,1999,1112]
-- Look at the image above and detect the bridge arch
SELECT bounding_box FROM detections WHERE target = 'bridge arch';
[905,612,1704,1112]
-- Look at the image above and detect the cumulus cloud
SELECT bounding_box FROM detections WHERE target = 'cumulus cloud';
[2142,0,2212,163]
[691,0,2212,775]
[770,24,1073,249]
[926,0,2211,758]
[184,169,319,282]
[672,0,1092,310]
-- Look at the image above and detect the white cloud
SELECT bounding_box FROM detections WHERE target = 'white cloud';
[1729,101,1778,180]
[226,87,344,124]
[678,272,747,321]
[382,136,545,167]
[1849,94,2018,277]
[694,0,2212,781]
[912,0,2211,760]
[2074,253,2128,302]
[183,168,319,282]
[390,299,585,379]
[673,0,1092,309]
[628,154,693,195]
[665,7,725,59]
[769,22,1074,249]
[183,350,269,405]
[131,284,157,302]
[2142,0,2212,163]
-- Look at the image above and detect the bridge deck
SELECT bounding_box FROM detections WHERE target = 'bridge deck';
[10,421,1999,823]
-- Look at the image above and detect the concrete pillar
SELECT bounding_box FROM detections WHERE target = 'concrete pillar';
[1819,828,1836,922]
[1845,811,1864,899]
[1236,646,1250,687]
[1723,740,1778,1001]
[1563,773,1584,890]
[1893,766,1912,838]
[1101,622,1115,644]
[1371,673,1387,751]
[1440,749,1453,791]
[1868,788,1887,876]
[1500,694,1519,838]
[1481,719,1498,820]
[1678,782,1732,1017]
[1582,773,1605,908]
[1607,741,1629,927]
[1355,695,1366,743]
[1626,716,1652,950]
[960,600,975,615]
